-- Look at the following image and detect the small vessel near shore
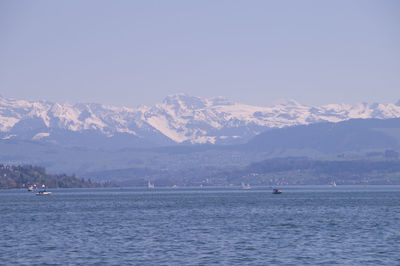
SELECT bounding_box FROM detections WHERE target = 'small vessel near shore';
[36,191,52,196]
[28,184,37,192]
[36,184,51,196]
[272,188,282,194]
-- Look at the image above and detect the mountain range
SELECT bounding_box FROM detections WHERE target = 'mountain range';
[1,94,400,182]
[1,94,400,148]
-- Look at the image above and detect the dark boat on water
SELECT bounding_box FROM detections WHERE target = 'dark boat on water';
[272,188,282,194]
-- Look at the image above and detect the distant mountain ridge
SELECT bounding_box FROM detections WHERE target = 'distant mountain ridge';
[245,118,400,154]
[1,94,400,147]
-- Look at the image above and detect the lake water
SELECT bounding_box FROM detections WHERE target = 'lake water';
[1,186,400,265]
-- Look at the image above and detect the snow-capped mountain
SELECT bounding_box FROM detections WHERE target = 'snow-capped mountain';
[1,94,400,146]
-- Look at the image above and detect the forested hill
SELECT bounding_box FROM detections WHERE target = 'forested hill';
[0,164,112,189]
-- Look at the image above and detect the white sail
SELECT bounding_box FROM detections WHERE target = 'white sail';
[148,181,155,189]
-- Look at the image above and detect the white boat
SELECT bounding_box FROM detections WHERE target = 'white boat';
[36,184,51,195]
[332,181,337,187]
[148,181,155,189]
[241,182,251,190]
[36,191,52,196]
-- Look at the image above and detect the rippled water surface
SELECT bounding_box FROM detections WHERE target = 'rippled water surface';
[1,186,400,265]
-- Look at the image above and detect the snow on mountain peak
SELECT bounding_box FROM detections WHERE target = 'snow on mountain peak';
[1,95,400,145]
[32,132,50,140]
[162,94,208,110]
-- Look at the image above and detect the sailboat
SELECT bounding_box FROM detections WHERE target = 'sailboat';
[148,181,155,189]
[332,181,337,187]
[36,184,52,195]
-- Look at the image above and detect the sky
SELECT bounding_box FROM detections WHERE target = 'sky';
[0,0,399,107]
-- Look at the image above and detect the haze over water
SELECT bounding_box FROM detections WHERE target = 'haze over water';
[1,186,399,265]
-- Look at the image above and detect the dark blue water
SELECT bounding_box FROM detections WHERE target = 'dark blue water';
[1,186,400,265]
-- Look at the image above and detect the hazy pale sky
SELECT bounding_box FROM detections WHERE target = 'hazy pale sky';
[1,0,399,107]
